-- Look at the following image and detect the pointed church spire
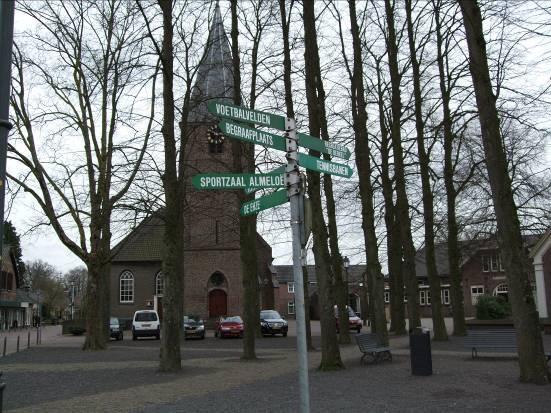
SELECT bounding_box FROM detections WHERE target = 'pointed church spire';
[188,1,234,123]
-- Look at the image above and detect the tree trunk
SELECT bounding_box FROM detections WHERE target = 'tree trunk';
[459,0,549,384]
[159,0,182,372]
[348,0,388,345]
[230,0,258,360]
[279,0,313,350]
[375,58,406,336]
[303,0,343,370]
[404,0,447,341]
[434,0,467,336]
[384,0,420,330]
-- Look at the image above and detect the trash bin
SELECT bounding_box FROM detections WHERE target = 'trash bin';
[409,327,432,376]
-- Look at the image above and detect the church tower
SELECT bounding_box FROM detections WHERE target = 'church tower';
[109,3,274,323]
[181,3,274,319]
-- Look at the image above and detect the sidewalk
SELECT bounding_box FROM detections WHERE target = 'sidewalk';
[0,325,74,357]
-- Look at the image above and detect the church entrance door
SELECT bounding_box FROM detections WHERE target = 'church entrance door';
[209,289,227,318]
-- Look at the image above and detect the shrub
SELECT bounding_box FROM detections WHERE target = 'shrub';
[475,295,511,320]
[69,327,86,336]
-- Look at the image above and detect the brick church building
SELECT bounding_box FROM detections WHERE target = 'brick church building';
[109,4,275,323]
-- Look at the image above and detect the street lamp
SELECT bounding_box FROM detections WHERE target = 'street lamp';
[343,256,350,308]
[70,282,75,320]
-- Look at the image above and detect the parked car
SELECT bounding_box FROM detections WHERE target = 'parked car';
[183,316,206,340]
[334,305,362,334]
[215,316,244,338]
[260,310,288,337]
[109,317,123,341]
[132,310,160,340]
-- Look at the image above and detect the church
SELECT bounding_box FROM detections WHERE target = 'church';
[109,4,276,323]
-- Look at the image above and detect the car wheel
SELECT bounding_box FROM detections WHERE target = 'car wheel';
[132,334,137,341]
[283,332,287,337]
[201,334,205,340]
[239,332,243,338]
[156,334,160,340]
[357,327,361,334]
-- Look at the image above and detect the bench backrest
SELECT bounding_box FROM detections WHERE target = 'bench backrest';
[355,333,383,351]
[464,329,517,347]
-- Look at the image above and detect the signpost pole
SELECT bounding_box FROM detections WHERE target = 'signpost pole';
[286,118,310,413]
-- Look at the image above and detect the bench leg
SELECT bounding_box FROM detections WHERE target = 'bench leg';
[361,353,367,365]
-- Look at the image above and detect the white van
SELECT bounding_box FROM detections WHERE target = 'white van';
[132,310,160,340]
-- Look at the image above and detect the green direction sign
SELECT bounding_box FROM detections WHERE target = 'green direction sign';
[297,132,351,160]
[240,189,289,216]
[245,165,286,195]
[297,153,353,178]
[208,101,286,131]
[219,120,286,152]
[192,173,285,190]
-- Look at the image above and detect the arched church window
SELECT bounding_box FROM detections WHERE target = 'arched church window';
[120,271,134,303]
[155,271,164,296]
[207,125,225,153]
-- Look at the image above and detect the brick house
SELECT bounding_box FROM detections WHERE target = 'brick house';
[0,245,39,329]
[274,231,550,321]
[109,4,275,323]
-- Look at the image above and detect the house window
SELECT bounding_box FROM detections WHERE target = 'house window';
[490,254,499,272]
[471,285,484,305]
[288,301,295,315]
[288,282,295,294]
[419,290,426,306]
[499,255,504,272]
[155,271,164,296]
[120,271,134,303]
[482,255,490,272]
[384,291,390,304]
[427,290,431,305]
[441,289,450,305]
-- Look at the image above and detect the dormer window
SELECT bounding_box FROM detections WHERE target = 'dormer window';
[207,126,225,153]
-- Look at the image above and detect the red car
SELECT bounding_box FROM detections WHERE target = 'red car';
[334,305,362,334]
[215,316,244,338]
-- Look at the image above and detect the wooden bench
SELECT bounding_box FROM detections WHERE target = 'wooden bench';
[464,329,551,362]
[354,333,392,364]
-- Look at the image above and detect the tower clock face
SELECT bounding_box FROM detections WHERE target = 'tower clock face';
[207,126,225,146]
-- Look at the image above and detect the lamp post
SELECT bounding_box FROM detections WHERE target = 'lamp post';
[343,256,350,308]
[70,282,75,320]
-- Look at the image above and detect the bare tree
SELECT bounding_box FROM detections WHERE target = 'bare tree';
[302,0,343,371]
[9,0,156,350]
[459,0,549,384]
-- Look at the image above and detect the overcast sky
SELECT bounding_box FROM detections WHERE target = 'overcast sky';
[7,2,551,275]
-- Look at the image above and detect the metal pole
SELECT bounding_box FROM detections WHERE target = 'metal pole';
[2,337,5,357]
[27,330,30,348]
[285,117,310,413]
[16,335,18,352]
[0,1,15,266]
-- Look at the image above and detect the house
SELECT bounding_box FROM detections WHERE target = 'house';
[529,228,551,319]
[274,231,550,321]
[273,264,368,320]
[0,245,39,329]
[109,4,275,323]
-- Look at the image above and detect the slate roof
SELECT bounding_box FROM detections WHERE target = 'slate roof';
[111,213,164,262]
[188,2,233,123]
[415,234,544,278]
[274,265,367,284]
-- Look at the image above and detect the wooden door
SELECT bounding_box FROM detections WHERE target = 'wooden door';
[209,289,227,317]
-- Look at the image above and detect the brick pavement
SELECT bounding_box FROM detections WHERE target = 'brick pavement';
[0,322,549,412]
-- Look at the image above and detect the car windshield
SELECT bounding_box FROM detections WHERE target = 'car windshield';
[135,312,157,322]
[110,317,119,325]
[223,316,242,323]
[260,311,282,320]
[184,318,203,326]
[348,307,357,317]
